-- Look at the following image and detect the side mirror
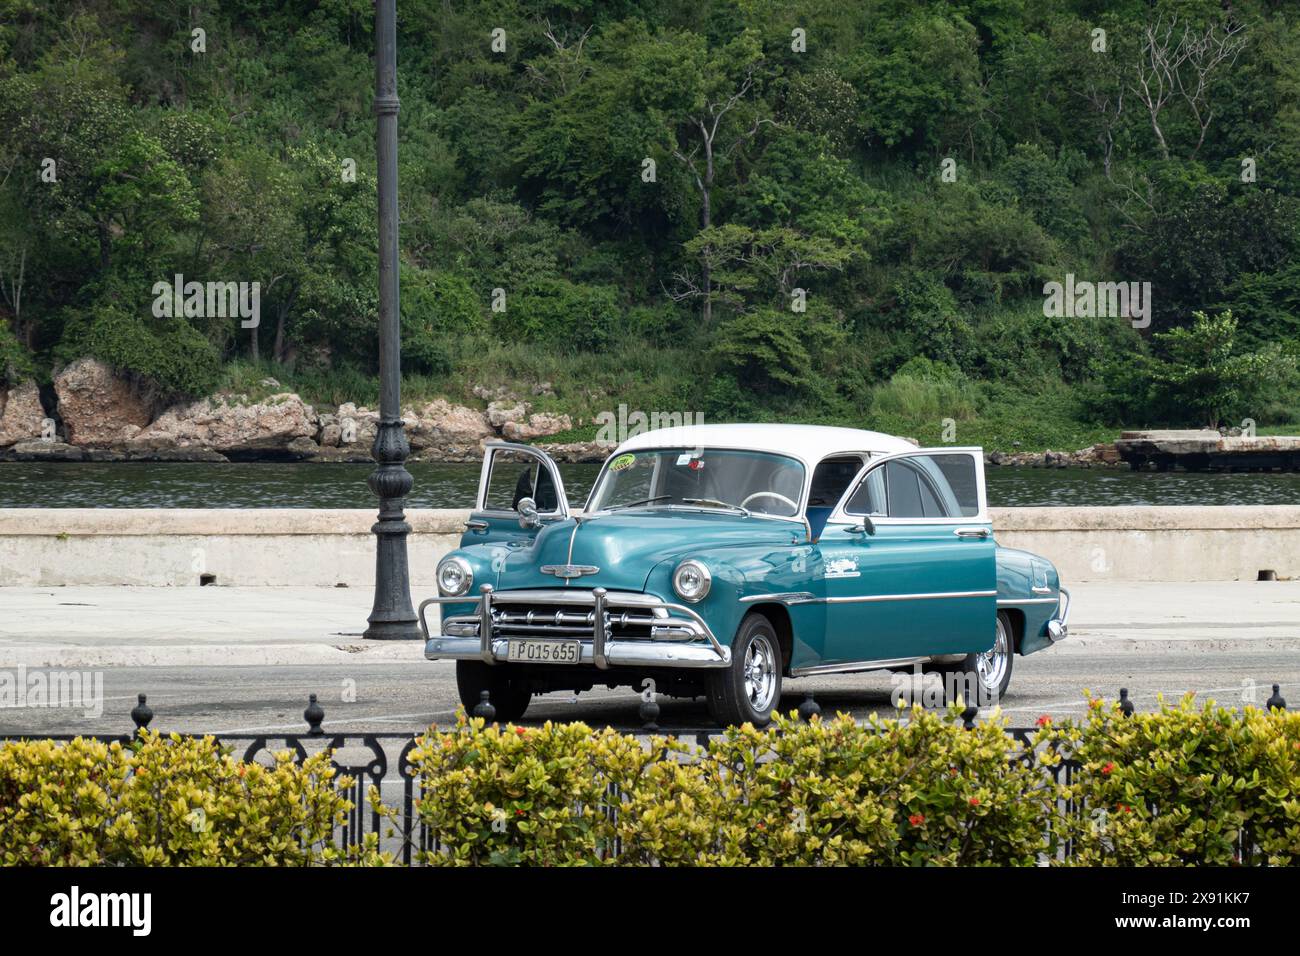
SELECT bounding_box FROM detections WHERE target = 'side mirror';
[847,516,876,536]
[517,496,541,529]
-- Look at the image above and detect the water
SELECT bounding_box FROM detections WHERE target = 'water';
[0,461,1296,508]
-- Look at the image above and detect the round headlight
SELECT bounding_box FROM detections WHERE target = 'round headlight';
[672,559,711,603]
[437,556,473,597]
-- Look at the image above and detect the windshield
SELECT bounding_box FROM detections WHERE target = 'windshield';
[586,448,805,518]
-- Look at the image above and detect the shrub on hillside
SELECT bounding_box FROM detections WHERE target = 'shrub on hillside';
[56,303,221,399]
[492,279,619,353]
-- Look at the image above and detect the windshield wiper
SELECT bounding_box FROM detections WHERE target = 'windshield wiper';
[681,498,751,516]
[605,495,673,512]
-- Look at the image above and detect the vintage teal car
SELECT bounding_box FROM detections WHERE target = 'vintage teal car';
[420,424,1069,726]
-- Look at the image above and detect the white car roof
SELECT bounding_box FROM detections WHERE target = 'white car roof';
[614,423,917,465]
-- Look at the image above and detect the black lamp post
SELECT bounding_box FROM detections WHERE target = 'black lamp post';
[365,0,420,641]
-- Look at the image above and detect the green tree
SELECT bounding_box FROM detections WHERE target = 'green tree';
[1150,311,1291,429]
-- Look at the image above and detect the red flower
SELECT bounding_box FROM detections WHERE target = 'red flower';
[1035,715,1051,727]
[908,814,925,827]
[515,809,524,816]
[1118,803,1132,814]
[756,822,766,830]
[1101,762,1115,775]
[968,797,981,807]
[515,727,526,736]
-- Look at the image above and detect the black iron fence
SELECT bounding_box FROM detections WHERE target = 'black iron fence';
[1,684,1288,865]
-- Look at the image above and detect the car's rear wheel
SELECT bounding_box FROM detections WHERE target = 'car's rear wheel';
[943,610,1015,706]
[455,661,532,723]
[707,613,782,727]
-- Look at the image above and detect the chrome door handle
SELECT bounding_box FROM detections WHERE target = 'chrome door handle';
[465,519,489,533]
[954,528,991,538]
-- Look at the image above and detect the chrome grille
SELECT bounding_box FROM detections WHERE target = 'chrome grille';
[490,601,659,641]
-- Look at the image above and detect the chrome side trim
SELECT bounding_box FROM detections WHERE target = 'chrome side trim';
[818,589,996,605]
[739,591,818,605]
[997,597,1059,606]
[791,656,928,678]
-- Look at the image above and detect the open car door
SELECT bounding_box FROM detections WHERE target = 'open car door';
[462,442,570,548]
[814,447,997,665]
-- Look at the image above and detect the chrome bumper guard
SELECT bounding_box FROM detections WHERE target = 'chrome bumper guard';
[419,586,731,670]
[1047,587,1070,643]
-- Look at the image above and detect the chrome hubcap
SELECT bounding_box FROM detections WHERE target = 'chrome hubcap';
[743,634,778,712]
[976,617,1010,695]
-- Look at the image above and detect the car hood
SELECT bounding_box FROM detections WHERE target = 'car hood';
[495,509,804,593]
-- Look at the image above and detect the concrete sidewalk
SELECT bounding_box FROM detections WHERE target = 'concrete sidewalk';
[0,581,1298,669]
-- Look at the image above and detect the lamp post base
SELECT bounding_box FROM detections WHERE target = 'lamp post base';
[364,418,422,641]
[363,618,423,641]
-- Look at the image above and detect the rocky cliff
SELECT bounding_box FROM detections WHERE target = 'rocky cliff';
[0,358,607,463]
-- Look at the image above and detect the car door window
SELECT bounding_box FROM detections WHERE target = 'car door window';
[843,453,979,520]
[484,449,562,513]
[844,467,886,516]
[929,454,981,516]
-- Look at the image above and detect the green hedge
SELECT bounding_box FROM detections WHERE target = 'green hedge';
[0,732,382,866]
[3,698,1297,866]
[1038,695,1300,866]
[401,698,1300,866]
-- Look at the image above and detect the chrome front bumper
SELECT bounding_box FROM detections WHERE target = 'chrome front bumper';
[419,586,731,669]
[1047,587,1070,643]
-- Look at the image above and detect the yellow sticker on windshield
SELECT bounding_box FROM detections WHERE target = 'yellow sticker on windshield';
[610,453,636,472]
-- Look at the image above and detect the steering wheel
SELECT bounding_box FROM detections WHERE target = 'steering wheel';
[741,491,799,515]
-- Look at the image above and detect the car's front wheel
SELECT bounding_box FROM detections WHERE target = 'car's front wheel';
[455,661,532,723]
[943,610,1015,706]
[707,613,782,727]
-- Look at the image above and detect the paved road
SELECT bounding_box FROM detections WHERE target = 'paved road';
[0,581,1296,735]
[1,650,1295,737]
[4,582,1300,667]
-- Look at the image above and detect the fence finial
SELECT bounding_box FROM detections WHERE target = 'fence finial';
[797,691,821,723]
[130,694,153,734]
[1266,684,1287,712]
[472,690,496,722]
[1119,688,1134,717]
[639,693,660,732]
[304,694,325,735]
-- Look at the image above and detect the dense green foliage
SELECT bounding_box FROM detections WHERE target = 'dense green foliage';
[0,732,381,865]
[1,0,1298,441]
[395,699,1300,866]
[3,700,1297,866]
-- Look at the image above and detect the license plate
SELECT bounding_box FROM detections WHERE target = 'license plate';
[507,639,581,664]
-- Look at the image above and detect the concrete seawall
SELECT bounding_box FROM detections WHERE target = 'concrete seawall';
[0,506,1294,587]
